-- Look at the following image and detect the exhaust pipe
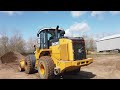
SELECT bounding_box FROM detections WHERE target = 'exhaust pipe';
[55,25,59,39]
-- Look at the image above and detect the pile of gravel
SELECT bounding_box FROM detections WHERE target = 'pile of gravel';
[0,52,25,64]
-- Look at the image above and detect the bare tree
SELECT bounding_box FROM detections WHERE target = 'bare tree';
[9,32,25,53]
[0,33,9,56]
[82,34,96,52]
[0,29,31,57]
[26,36,37,53]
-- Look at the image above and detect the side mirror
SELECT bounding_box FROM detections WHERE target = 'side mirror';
[34,45,36,48]
[37,34,39,37]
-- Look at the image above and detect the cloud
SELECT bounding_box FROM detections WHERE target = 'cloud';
[65,22,90,37]
[91,11,120,17]
[0,11,23,16]
[71,11,86,18]
[40,11,49,13]
[71,11,106,18]
[109,11,120,15]
[91,11,106,16]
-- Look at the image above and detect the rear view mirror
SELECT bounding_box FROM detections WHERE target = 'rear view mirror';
[34,45,36,48]
[37,34,39,37]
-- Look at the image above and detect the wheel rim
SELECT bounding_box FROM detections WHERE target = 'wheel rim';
[39,63,45,75]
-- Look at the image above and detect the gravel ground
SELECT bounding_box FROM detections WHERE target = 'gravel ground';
[0,54,120,79]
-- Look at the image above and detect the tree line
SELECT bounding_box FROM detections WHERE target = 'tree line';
[0,31,37,57]
[0,31,97,57]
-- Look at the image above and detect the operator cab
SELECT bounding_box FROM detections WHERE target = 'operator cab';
[37,26,65,49]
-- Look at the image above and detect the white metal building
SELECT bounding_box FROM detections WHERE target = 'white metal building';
[96,34,120,52]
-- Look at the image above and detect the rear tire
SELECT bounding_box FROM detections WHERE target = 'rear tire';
[25,54,36,74]
[38,56,55,79]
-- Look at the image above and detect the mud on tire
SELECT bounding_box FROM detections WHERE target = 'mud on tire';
[38,56,55,79]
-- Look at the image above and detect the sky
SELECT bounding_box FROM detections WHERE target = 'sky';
[0,11,120,40]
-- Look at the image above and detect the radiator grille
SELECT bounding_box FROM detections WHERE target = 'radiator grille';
[72,40,86,60]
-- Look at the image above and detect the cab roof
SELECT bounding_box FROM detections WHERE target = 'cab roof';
[37,27,64,34]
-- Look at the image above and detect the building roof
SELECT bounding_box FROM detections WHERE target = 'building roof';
[97,34,120,41]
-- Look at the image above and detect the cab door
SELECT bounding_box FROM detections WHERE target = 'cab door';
[39,30,48,49]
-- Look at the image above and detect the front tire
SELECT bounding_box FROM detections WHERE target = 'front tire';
[38,56,55,79]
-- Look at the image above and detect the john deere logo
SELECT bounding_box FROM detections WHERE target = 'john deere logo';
[78,47,83,53]
[78,49,82,53]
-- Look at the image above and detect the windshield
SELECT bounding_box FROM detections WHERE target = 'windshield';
[47,30,62,41]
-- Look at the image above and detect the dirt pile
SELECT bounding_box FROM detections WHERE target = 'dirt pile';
[0,52,25,64]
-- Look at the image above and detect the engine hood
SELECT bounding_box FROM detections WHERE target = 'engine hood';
[63,37,84,41]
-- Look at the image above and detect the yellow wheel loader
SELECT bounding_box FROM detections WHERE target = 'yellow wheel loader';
[19,26,93,79]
